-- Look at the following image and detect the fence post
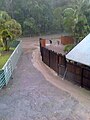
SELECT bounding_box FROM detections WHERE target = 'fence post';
[81,67,83,87]
[39,38,42,54]
[49,50,50,67]
[41,47,43,61]
[57,54,59,75]
[64,55,67,68]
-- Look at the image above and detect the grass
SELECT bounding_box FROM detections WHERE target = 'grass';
[0,47,15,69]
[0,54,11,69]
[0,40,19,69]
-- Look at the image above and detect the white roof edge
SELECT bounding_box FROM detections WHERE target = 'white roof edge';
[66,34,90,66]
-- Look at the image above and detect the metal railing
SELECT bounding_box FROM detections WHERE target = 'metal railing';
[0,70,5,89]
[0,41,22,89]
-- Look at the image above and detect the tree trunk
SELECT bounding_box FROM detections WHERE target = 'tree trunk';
[3,39,9,51]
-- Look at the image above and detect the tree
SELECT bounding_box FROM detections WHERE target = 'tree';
[23,18,39,36]
[74,14,90,43]
[63,8,75,34]
[63,0,90,43]
[53,7,64,32]
[0,11,22,51]
[0,0,90,37]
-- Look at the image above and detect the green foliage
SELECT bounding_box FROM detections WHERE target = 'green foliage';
[0,0,90,37]
[10,0,53,36]
[62,0,90,43]
[52,7,63,32]
[0,0,55,35]
[23,18,39,36]
[5,19,22,38]
[0,11,22,51]
[0,53,11,69]
[64,44,75,53]
[74,14,90,43]
[63,8,75,34]
[0,11,11,20]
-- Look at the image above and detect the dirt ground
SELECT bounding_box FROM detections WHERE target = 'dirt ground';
[0,35,90,120]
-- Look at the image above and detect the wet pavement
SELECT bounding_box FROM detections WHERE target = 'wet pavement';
[0,37,90,120]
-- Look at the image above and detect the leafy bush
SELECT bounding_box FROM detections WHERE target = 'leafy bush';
[0,11,22,51]
[64,44,75,53]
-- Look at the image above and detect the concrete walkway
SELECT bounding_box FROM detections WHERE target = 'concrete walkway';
[0,37,90,120]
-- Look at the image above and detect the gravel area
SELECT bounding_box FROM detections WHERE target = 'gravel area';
[0,36,90,120]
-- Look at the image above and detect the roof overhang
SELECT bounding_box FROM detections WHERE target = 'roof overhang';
[66,34,90,66]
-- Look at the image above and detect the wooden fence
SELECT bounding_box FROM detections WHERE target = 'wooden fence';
[66,62,90,88]
[49,50,59,73]
[41,47,66,77]
[40,45,90,89]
